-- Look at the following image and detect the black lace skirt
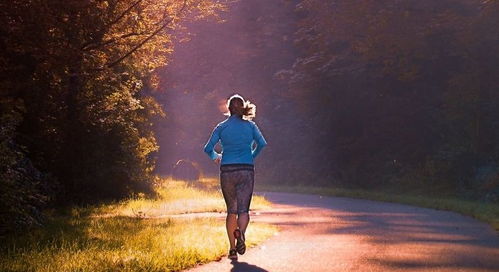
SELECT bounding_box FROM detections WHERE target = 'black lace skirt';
[220,164,255,214]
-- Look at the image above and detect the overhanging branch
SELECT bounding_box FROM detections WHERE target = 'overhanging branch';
[81,0,144,50]
[105,0,188,69]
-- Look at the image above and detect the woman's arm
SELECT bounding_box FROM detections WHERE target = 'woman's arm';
[204,125,222,160]
[251,122,267,158]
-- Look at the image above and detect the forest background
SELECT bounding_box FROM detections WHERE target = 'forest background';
[1,0,498,234]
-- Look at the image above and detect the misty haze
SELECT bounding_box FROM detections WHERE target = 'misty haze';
[1,0,499,271]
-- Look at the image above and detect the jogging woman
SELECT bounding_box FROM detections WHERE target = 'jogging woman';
[203,94,267,261]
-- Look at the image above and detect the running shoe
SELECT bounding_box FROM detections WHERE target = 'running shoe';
[228,249,238,260]
[233,229,246,255]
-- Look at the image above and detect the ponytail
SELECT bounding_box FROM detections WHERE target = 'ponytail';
[226,94,256,120]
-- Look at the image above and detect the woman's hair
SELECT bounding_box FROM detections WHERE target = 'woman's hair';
[226,94,256,120]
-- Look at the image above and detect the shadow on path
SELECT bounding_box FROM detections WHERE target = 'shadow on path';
[255,192,499,271]
[230,260,269,272]
[188,192,499,271]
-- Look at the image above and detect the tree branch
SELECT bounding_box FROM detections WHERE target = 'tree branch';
[108,0,144,28]
[105,0,188,69]
[82,32,149,51]
[81,0,144,50]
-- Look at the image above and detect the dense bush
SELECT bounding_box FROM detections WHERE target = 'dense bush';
[0,107,48,235]
[0,0,224,232]
[279,0,499,198]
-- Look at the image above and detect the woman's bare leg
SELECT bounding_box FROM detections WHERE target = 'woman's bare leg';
[237,212,250,235]
[226,213,238,249]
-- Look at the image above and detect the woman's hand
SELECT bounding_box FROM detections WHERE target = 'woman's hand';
[213,154,222,164]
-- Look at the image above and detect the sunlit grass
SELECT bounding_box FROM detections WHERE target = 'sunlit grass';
[257,184,499,231]
[0,179,276,272]
[0,216,277,272]
[98,177,271,217]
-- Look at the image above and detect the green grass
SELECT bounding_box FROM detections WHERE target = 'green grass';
[0,180,277,272]
[256,184,499,231]
[98,178,271,218]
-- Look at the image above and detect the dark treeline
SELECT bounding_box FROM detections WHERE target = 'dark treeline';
[157,0,498,201]
[1,0,498,234]
[0,0,223,234]
[281,0,499,199]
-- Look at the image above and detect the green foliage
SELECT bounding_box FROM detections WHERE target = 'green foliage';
[0,101,48,235]
[280,0,499,198]
[0,0,225,233]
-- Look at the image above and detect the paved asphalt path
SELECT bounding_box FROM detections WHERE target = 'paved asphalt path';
[186,192,499,272]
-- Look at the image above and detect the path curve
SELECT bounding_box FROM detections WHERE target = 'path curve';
[186,192,499,272]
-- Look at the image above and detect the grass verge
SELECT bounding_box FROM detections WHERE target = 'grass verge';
[256,184,499,231]
[0,180,276,272]
[98,178,271,217]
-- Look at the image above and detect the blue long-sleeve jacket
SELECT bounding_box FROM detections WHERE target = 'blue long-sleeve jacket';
[204,115,267,165]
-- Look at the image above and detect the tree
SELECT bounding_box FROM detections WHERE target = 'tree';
[281,0,499,197]
[0,0,225,231]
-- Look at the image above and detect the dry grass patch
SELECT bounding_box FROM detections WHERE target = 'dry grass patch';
[99,178,271,217]
[0,179,276,272]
